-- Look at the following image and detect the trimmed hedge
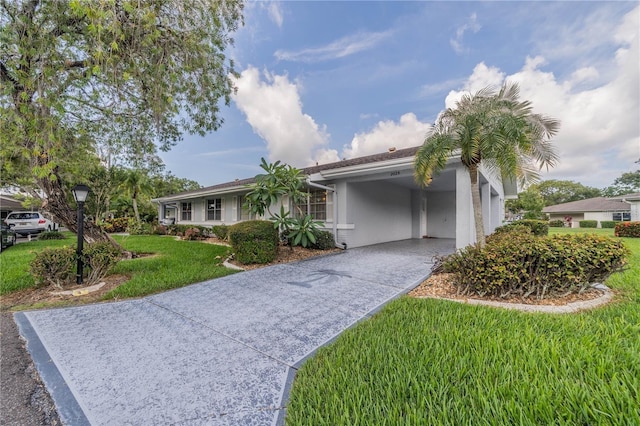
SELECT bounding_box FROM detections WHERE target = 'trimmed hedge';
[495,219,548,236]
[442,232,628,299]
[579,220,598,228]
[615,221,640,238]
[600,221,616,229]
[310,230,336,250]
[228,220,279,264]
[548,219,565,228]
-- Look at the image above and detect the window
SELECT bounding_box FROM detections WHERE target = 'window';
[181,202,192,221]
[308,190,327,221]
[238,196,254,221]
[293,189,327,221]
[207,198,222,221]
[612,212,631,221]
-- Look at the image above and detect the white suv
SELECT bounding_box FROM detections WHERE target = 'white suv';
[4,211,56,236]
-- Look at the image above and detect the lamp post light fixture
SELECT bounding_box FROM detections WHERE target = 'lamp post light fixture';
[72,184,90,284]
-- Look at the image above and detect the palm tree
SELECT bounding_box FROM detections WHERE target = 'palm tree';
[119,168,152,223]
[414,82,560,247]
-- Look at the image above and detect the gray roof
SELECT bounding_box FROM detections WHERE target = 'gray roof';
[0,195,24,211]
[610,192,640,201]
[542,197,630,213]
[156,146,421,201]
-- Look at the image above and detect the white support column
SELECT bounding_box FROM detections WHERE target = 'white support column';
[455,165,475,249]
[481,182,491,234]
[491,193,501,232]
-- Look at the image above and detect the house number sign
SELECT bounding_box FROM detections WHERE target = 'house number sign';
[390,171,401,176]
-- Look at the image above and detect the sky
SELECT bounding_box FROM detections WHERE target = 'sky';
[159,1,639,190]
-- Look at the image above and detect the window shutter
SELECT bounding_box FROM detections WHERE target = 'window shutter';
[232,196,237,222]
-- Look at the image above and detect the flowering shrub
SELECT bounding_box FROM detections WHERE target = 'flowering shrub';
[615,221,640,238]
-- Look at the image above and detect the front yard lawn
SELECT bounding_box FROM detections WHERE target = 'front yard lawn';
[285,234,640,425]
[0,234,236,308]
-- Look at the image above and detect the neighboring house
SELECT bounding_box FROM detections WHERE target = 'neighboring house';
[611,192,640,222]
[0,195,24,220]
[152,146,514,249]
[542,196,632,227]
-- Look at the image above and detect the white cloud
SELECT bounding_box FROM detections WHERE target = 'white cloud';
[450,13,481,54]
[265,1,283,28]
[274,30,392,63]
[444,62,505,109]
[232,66,332,167]
[440,6,639,187]
[342,113,433,159]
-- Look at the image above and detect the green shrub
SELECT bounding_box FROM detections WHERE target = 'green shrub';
[493,223,532,236]
[228,220,278,264]
[82,242,123,284]
[579,220,598,228]
[153,224,168,235]
[310,230,336,250]
[30,246,76,288]
[442,233,628,299]
[126,219,154,235]
[516,219,549,236]
[495,219,547,236]
[548,219,565,228]
[212,224,229,240]
[38,230,66,240]
[286,215,322,248]
[600,221,616,229]
[100,217,129,233]
[616,221,640,238]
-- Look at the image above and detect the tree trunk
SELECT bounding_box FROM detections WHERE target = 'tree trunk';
[132,197,140,223]
[468,163,486,248]
[38,174,122,249]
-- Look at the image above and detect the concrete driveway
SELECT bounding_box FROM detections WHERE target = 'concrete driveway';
[15,239,454,425]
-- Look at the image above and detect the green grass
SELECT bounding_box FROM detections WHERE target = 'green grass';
[0,234,236,301]
[286,233,640,425]
[0,232,77,294]
[104,235,235,299]
[549,227,615,236]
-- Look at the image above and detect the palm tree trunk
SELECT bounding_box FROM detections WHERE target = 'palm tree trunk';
[132,197,140,223]
[468,163,486,248]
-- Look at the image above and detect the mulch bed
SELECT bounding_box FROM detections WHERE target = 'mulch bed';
[408,273,606,306]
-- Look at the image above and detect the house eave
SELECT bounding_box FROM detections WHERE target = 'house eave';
[152,185,249,203]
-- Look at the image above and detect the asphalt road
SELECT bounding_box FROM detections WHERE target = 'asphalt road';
[0,313,60,425]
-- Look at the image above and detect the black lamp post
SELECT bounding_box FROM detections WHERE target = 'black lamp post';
[72,184,90,284]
